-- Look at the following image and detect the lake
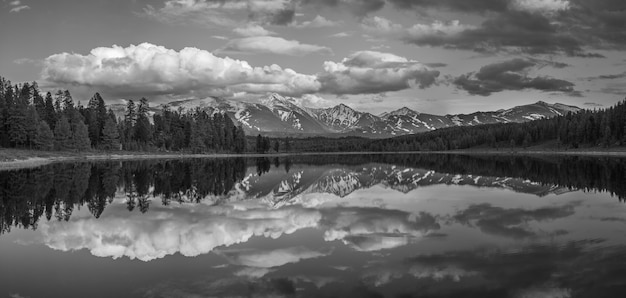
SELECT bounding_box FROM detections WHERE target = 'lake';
[1,154,625,297]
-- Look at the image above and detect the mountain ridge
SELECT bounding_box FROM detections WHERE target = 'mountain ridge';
[108,93,581,138]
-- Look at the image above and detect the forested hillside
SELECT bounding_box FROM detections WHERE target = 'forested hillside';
[268,99,626,153]
[0,76,246,153]
[367,99,626,152]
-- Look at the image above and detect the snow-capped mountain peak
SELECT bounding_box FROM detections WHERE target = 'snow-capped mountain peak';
[108,96,581,138]
[388,107,418,117]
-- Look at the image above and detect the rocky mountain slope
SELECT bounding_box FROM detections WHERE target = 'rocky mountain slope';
[109,94,581,138]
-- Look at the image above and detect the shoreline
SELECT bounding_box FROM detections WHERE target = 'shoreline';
[1,149,626,171]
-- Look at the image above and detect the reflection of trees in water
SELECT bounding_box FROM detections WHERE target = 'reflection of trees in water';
[0,158,247,234]
[1,154,625,234]
[286,154,626,202]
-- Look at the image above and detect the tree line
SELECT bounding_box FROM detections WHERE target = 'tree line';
[0,76,246,153]
[366,99,626,151]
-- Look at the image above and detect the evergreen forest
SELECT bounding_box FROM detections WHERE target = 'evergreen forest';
[0,76,246,153]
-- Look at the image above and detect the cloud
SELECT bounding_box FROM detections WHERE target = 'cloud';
[142,0,296,27]
[142,0,243,27]
[389,0,569,14]
[452,202,576,238]
[424,62,447,68]
[452,58,578,96]
[217,36,333,56]
[39,203,322,261]
[318,50,440,95]
[583,102,603,107]
[42,43,321,98]
[218,247,327,267]
[292,94,336,108]
[8,0,29,13]
[388,0,510,13]
[233,267,275,278]
[42,43,441,99]
[13,58,38,65]
[9,5,29,12]
[511,0,571,13]
[403,11,595,56]
[321,207,440,251]
[389,0,624,55]
[406,20,475,39]
[248,0,296,25]
[360,16,403,34]
[587,71,626,80]
[330,32,351,38]
[403,241,626,297]
[292,15,339,28]
[233,23,276,36]
[301,0,386,17]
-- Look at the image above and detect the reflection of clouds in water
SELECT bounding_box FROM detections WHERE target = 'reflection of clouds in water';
[218,247,327,268]
[452,203,577,238]
[341,235,410,251]
[409,264,477,282]
[234,267,275,279]
[322,208,440,251]
[513,286,572,298]
[362,264,477,287]
[40,204,321,261]
[39,198,442,260]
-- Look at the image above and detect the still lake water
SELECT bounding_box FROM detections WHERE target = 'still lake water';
[1,154,626,298]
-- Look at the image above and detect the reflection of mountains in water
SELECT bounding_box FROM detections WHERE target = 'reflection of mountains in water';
[244,164,572,207]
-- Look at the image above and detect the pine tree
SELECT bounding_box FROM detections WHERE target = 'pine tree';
[256,134,263,153]
[234,125,246,153]
[62,90,74,115]
[54,116,72,151]
[134,97,152,144]
[263,136,270,153]
[54,90,63,112]
[32,82,45,118]
[72,120,91,150]
[44,92,56,130]
[284,137,291,152]
[190,122,207,153]
[25,106,40,149]
[101,117,120,150]
[8,87,28,147]
[35,121,54,150]
[273,139,280,152]
[124,100,136,144]
[87,92,108,147]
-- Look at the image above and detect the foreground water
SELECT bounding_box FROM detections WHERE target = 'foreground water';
[1,154,625,297]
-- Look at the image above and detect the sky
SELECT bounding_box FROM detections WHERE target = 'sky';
[1,0,625,115]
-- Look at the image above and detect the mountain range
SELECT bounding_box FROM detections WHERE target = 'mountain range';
[207,164,572,208]
[109,93,581,138]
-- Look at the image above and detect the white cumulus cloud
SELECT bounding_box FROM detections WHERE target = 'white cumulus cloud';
[318,51,440,95]
[233,23,276,36]
[42,42,321,98]
[42,43,442,100]
[218,36,333,56]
